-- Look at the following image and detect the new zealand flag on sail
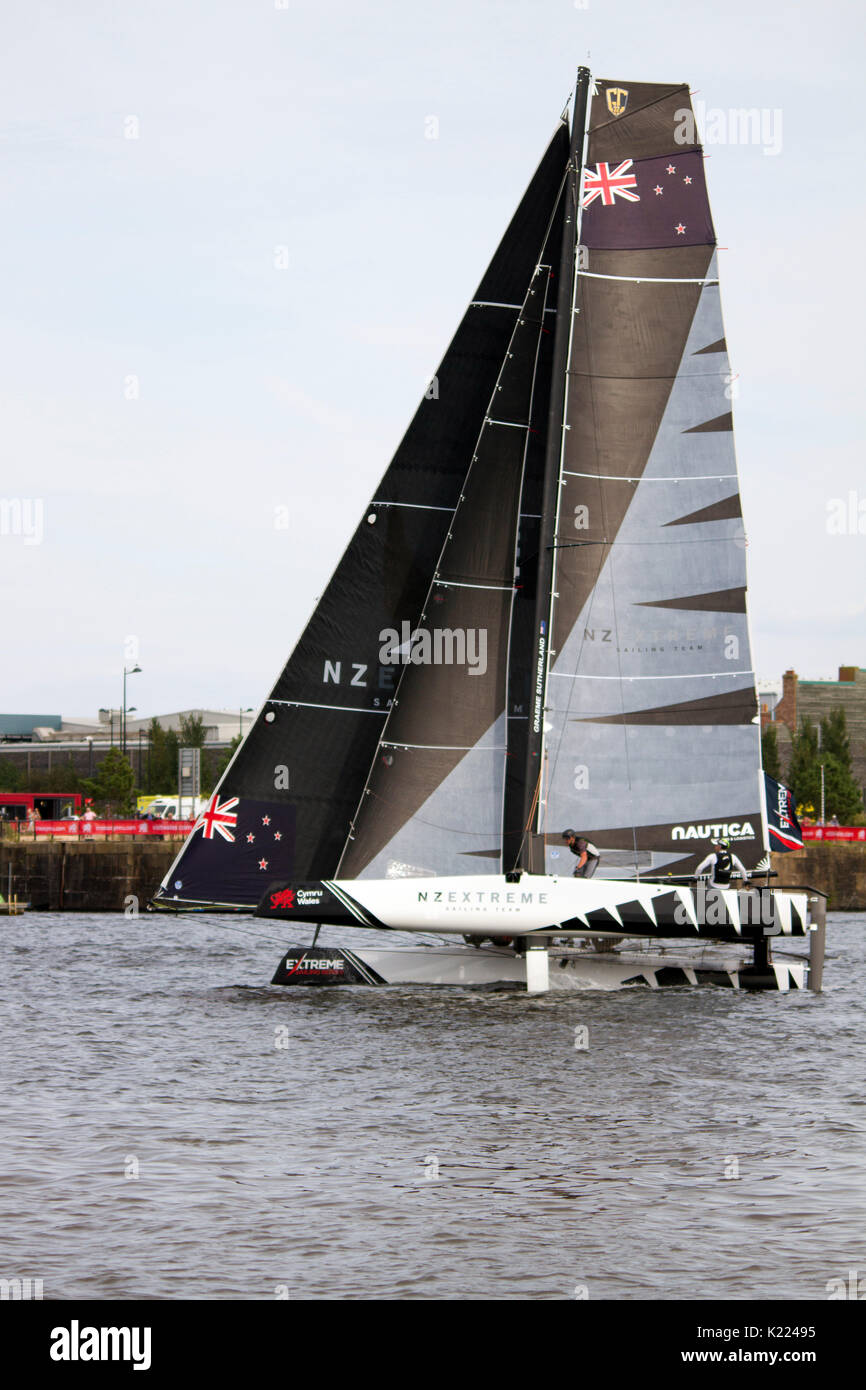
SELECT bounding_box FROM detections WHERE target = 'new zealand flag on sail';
[764,774,803,852]
[159,796,296,907]
[580,149,715,249]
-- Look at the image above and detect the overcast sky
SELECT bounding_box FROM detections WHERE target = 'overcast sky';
[1,0,863,721]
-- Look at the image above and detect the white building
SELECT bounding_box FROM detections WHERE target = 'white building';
[6,709,255,745]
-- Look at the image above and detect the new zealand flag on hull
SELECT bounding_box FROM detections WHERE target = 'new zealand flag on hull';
[156,796,296,907]
[765,774,803,852]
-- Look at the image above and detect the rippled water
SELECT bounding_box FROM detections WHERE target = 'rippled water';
[1,912,863,1300]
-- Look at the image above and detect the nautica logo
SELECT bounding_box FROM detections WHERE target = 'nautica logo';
[49,1321,152,1370]
[672,822,755,841]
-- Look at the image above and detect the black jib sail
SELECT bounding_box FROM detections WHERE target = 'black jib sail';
[153,123,570,908]
[337,263,554,879]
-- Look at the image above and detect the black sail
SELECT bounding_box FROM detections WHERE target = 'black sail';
[154,123,569,908]
[339,264,554,878]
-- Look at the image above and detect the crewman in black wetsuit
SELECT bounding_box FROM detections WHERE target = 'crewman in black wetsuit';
[562,829,601,878]
[695,838,749,885]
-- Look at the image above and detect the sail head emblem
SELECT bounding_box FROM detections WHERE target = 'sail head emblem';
[606,87,629,117]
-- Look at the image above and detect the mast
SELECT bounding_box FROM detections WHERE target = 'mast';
[518,66,591,870]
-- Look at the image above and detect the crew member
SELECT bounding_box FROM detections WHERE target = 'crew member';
[562,829,601,878]
[695,839,749,885]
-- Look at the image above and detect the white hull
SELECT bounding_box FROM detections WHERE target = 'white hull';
[266,873,823,992]
[272,941,810,992]
[268,872,812,940]
[357,945,809,992]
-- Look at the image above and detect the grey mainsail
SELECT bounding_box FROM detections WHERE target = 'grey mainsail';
[537,79,764,876]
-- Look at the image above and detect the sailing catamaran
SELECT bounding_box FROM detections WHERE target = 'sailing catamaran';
[152,69,826,992]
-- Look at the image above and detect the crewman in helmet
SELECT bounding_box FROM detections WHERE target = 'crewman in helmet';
[562,829,601,878]
[695,838,749,885]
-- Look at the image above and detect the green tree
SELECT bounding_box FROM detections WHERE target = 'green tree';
[0,759,22,791]
[146,718,167,792]
[819,709,862,822]
[761,723,781,779]
[82,746,136,815]
[179,712,207,747]
[214,734,241,785]
[821,709,851,764]
[146,719,179,793]
[199,746,226,797]
[44,759,82,793]
[787,720,820,815]
[820,757,863,823]
[788,715,863,823]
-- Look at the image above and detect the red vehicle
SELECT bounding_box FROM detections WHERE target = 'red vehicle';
[0,792,83,822]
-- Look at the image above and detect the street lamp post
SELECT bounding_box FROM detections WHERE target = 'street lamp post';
[122,665,142,755]
[239,707,253,738]
[820,763,826,825]
[125,707,137,760]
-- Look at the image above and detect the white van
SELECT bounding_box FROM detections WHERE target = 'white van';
[147,796,207,821]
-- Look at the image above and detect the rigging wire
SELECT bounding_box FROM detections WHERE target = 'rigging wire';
[193,919,302,950]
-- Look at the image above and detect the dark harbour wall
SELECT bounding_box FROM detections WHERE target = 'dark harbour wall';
[770,845,866,912]
[0,841,178,911]
[1,840,863,912]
